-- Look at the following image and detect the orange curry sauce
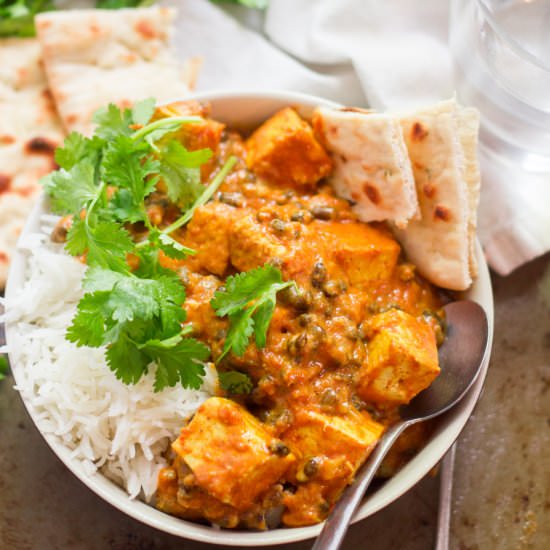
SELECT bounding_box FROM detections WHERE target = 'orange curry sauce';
[149,103,447,529]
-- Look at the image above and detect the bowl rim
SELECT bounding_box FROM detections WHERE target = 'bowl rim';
[4,89,494,546]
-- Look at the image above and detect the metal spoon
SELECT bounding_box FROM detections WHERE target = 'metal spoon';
[312,300,489,550]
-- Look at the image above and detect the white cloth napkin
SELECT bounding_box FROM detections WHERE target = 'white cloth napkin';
[168,0,550,275]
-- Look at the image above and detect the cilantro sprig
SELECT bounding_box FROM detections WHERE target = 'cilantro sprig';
[43,98,237,391]
[211,264,295,362]
[0,355,8,381]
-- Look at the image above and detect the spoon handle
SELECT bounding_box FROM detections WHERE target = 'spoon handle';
[435,443,457,550]
[312,422,409,550]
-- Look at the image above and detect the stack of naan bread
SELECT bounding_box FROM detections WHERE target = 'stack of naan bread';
[314,100,480,291]
[0,6,199,289]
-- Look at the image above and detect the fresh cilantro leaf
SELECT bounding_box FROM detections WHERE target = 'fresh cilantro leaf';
[133,246,171,280]
[65,219,134,272]
[163,140,213,169]
[144,229,195,261]
[142,122,192,151]
[224,309,255,357]
[106,331,151,384]
[131,97,156,126]
[0,0,54,37]
[43,162,98,215]
[55,133,103,171]
[212,264,295,361]
[251,298,275,348]
[211,0,268,9]
[219,370,253,394]
[105,279,160,324]
[96,0,154,9]
[159,141,211,207]
[66,291,112,347]
[102,135,159,222]
[157,232,195,260]
[211,264,289,317]
[142,336,210,391]
[109,188,145,223]
[161,155,238,235]
[92,103,134,140]
[0,355,9,381]
[82,266,127,292]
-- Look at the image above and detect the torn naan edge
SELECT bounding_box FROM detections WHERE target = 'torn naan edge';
[313,107,419,229]
[0,38,65,289]
[457,107,481,279]
[35,7,198,136]
[396,99,479,291]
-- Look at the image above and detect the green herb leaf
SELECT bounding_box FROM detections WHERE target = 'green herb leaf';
[106,332,151,384]
[65,219,134,272]
[142,336,210,391]
[151,230,196,260]
[159,140,212,207]
[211,264,295,361]
[54,133,103,171]
[102,135,159,222]
[219,371,253,394]
[66,291,112,347]
[92,103,134,140]
[95,0,155,9]
[224,309,255,357]
[211,0,268,9]
[0,0,54,37]
[47,98,237,391]
[0,355,9,381]
[131,97,156,126]
[43,162,98,216]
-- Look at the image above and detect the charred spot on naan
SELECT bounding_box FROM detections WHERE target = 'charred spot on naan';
[411,122,429,142]
[363,183,381,205]
[0,174,11,194]
[422,183,436,199]
[0,135,16,145]
[25,136,57,156]
[434,205,451,222]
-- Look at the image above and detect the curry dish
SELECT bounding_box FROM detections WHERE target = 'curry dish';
[127,103,446,529]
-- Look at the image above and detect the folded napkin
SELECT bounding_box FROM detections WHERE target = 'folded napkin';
[168,0,550,275]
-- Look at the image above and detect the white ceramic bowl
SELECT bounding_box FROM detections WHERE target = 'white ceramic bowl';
[5,90,494,546]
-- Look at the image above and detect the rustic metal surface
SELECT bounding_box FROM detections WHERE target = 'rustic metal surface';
[1,253,549,550]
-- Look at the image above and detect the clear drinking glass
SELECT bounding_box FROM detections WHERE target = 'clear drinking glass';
[449,0,550,177]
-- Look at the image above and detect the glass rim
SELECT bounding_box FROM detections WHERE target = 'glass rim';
[478,0,550,73]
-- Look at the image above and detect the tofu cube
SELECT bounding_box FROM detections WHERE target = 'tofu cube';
[281,408,383,526]
[314,221,400,284]
[183,202,235,276]
[172,397,295,511]
[282,408,383,479]
[229,214,289,272]
[357,309,440,405]
[246,107,332,187]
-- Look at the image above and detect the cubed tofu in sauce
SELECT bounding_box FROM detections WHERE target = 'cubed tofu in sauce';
[150,104,448,530]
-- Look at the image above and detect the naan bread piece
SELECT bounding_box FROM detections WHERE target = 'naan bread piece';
[396,99,477,291]
[313,107,418,228]
[35,7,197,136]
[0,38,64,289]
[456,107,481,278]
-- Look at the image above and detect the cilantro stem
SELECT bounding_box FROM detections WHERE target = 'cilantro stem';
[86,180,106,225]
[131,116,203,143]
[162,156,238,236]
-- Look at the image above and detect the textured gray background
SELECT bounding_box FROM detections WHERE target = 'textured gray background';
[1,253,549,550]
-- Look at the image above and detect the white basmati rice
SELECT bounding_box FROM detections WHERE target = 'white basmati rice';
[0,218,215,501]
